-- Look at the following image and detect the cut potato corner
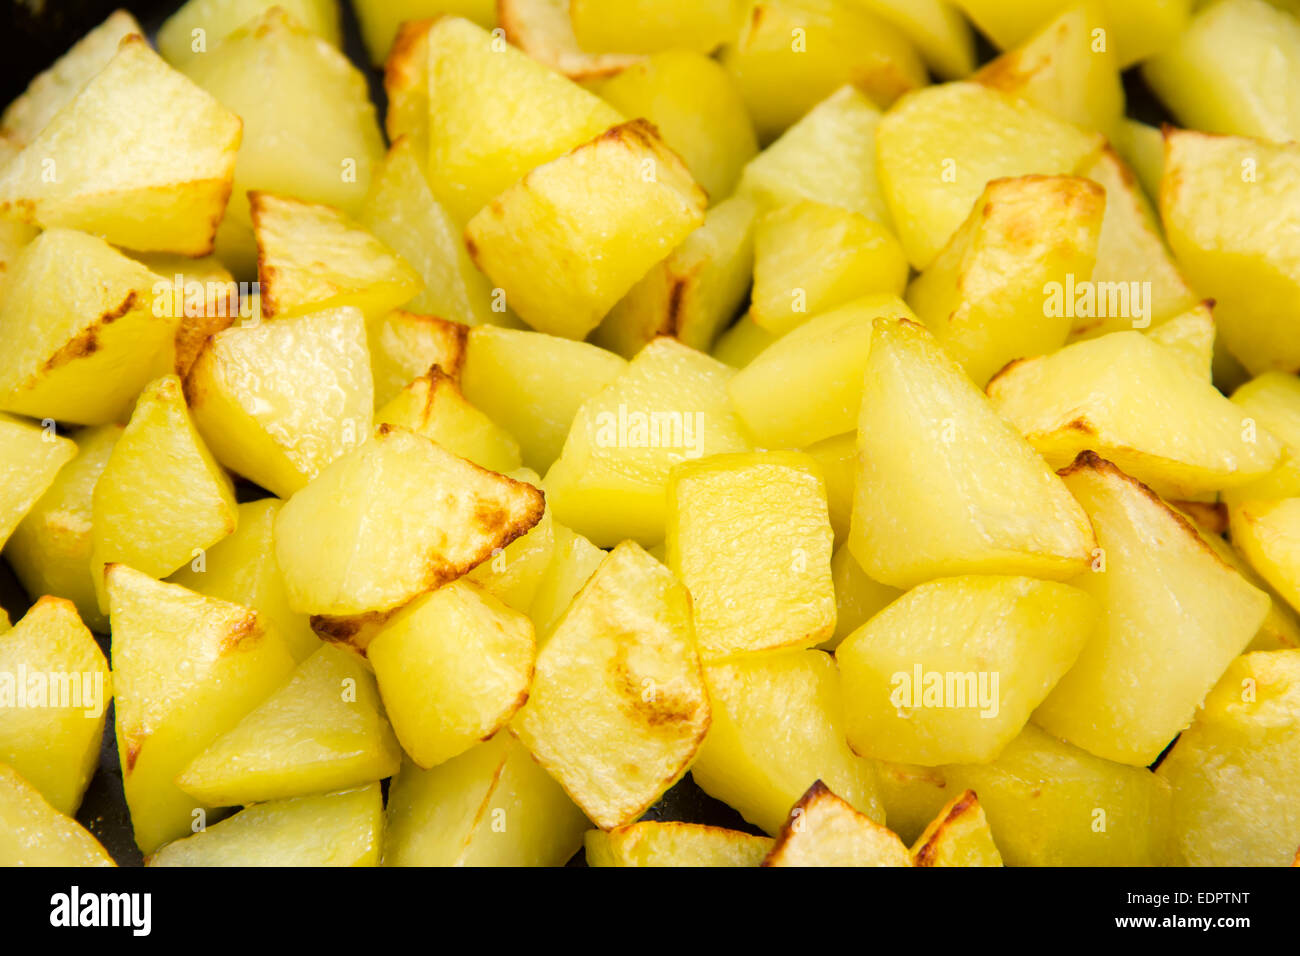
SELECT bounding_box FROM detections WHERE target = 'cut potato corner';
[849,318,1095,589]
[0,764,114,866]
[370,309,468,409]
[826,544,902,650]
[500,0,643,80]
[107,565,297,853]
[377,368,522,474]
[911,790,1003,867]
[511,541,709,829]
[762,781,911,867]
[466,469,555,613]
[148,784,382,867]
[0,413,77,551]
[527,522,606,640]
[586,822,772,867]
[1144,302,1215,381]
[158,0,342,73]
[0,36,241,255]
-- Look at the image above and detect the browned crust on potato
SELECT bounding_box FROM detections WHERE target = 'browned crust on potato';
[985,354,1039,391]
[498,0,643,81]
[384,17,437,99]
[1173,499,1229,535]
[219,613,264,655]
[761,779,834,866]
[913,789,978,867]
[310,608,394,651]
[124,732,144,773]
[40,289,137,370]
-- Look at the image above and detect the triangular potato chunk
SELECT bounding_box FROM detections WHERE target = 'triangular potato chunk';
[0,412,76,550]
[370,309,468,408]
[376,368,522,474]
[0,764,114,866]
[1146,302,1215,381]
[762,781,912,867]
[911,790,1003,867]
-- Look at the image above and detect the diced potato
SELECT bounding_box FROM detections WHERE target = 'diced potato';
[186,306,373,499]
[1145,302,1216,381]
[720,0,925,142]
[730,294,916,449]
[762,781,912,867]
[187,7,385,275]
[1226,370,1300,504]
[1156,651,1300,866]
[511,542,709,829]
[466,120,707,340]
[138,253,242,380]
[168,499,320,662]
[826,544,901,649]
[274,424,545,620]
[7,425,120,632]
[543,338,751,547]
[666,452,835,658]
[158,0,341,72]
[368,580,534,768]
[355,0,495,64]
[595,195,756,359]
[424,16,623,225]
[0,10,141,146]
[987,331,1282,500]
[1117,118,1165,201]
[906,175,1105,385]
[0,597,111,814]
[467,471,557,612]
[1143,0,1300,144]
[872,760,952,846]
[751,201,908,335]
[973,2,1124,142]
[737,85,891,223]
[0,413,77,552]
[1161,129,1300,375]
[849,318,1096,589]
[876,82,1104,268]
[0,36,240,256]
[0,229,175,426]
[586,821,772,867]
[176,644,400,805]
[943,724,1172,866]
[691,649,884,835]
[571,0,736,53]
[383,734,588,866]
[107,565,297,852]
[91,375,238,612]
[803,432,854,546]
[595,51,758,200]
[527,523,606,639]
[0,764,114,866]
[460,326,627,474]
[857,0,976,79]
[370,310,468,409]
[377,369,521,474]
[382,18,433,160]
[911,791,1003,867]
[498,0,643,81]
[148,785,383,867]
[1230,498,1300,616]
[1192,518,1300,652]
[712,314,779,368]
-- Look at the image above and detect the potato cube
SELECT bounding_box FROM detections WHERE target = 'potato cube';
[762,781,911,867]
[1230,498,1300,618]
[158,0,341,72]
[872,760,954,846]
[0,413,76,552]
[586,821,772,867]
[377,369,521,474]
[527,523,606,639]
[0,764,114,866]
[911,791,1003,867]
[370,309,468,409]
[139,253,241,380]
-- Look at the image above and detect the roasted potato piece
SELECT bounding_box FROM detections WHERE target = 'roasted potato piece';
[467,471,558,612]
[872,760,953,846]
[762,781,911,867]
[499,0,643,81]
[826,544,901,649]
[0,413,77,553]
[911,791,1003,867]
[376,369,521,474]
[158,0,341,71]
[711,314,779,368]
[571,0,736,54]
[527,522,606,639]
[803,433,855,547]
[138,253,242,380]
[0,764,114,866]
[1145,302,1216,381]
[370,310,468,409]
[1230,499,1300,618]
[586,821,772,867]
[858,0,976,79]
[354,0,495,64]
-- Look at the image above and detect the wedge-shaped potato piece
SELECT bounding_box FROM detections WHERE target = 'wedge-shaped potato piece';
[360,138,496,327]
[692,649,883,835]
[666,452,835,658]
[0,413,76,552]
[595,195,757,359]
[571,0,734,53]
[988,331,1282,500]
[527,523,606,639]
[107,565,296,852]
[839,575,1095,765]
[595,51,757,200]
[376,368,522,474]
[369,581,533,768]
[90,375,238,611]
[187,8,384,275]
[876,82,1104,268]
[712,314,779,368]
[720,0,924,142]
[586,821,772,867]
[370,309,468,409]
[1157,651,1300,866]
[857,0,975,79]
[168,499,319,662]
[7,425,119,632]
[751,201,908,336]
[1144,301,1215,381]
[158,0,341,72]
[0,764,114,866]
[943,723,1172,866]
[275,424,544,619]
[543,338,751,547]
[384,733,588,866]
[849,318,1095,588]
[0,9,141,146]
[1032,458,1269,764]
[907,175,1105,385]
[149,784,382,867]
[355,0,494,64]
[1230,498,1300,617]
[872,760,952,846]
[186,306,373,499]
[763,781,911,867]
[252,192,421,320]
[1144,0,1300,144]
[140,253,243,380]
[911,790,1003,867]
[467,472,557,612]
[737,85,891,222]
[952,0,1190,67]
[424,16,622,225]
[973,2,1124,142]
[461,326,626,474]
[0,598,111,814]
[804,432,855,547]
[730,295,917,449]
[499,0,643,81]
[177,644,400,805]
[0,37,240,255]
[466,120,707,340]
[0,229,174,425]
[827,545,902,650]
[511,542,709,829]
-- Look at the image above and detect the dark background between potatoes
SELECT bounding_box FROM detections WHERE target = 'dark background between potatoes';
[0,1,1173,865]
